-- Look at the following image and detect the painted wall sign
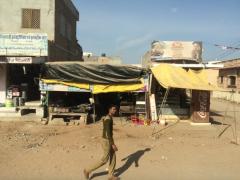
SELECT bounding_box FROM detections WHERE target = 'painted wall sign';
[191,90,210,123]
[0,33,48,56]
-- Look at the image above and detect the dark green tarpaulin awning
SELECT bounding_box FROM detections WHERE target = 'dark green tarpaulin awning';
[41,62,145,85]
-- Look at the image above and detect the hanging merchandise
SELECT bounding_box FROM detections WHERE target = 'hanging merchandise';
[7,85,21,98]
[23,65,27,75]
[13,97,19,107]
[7,89,13,99]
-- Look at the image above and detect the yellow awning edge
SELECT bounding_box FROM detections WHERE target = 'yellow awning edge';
[151,64,223,91]
[41,79,145,93]
[93,81,145,94]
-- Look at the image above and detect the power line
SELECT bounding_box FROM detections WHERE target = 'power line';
[215,43,240,60]
[204,41,240,60]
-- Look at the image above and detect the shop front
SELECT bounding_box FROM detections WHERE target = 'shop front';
[39,81,92,123]
[0,33,48,114]
[150,63,220,123]
[0,56,46,115]
[40,62,146,124]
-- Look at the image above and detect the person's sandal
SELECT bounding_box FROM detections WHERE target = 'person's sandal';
[83,169,89,180]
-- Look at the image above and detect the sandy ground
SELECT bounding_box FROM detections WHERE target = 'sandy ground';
[0,98,240,180]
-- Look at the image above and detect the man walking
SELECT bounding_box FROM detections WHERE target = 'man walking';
[83,105,119,180]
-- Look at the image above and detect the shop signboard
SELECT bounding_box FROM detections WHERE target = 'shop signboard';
[191,90,210,123]
[39,81,90,92]
[0,33,48,56]
[7,57,32,64]
[151,41,202,61]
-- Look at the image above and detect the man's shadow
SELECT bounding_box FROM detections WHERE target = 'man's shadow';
[90,148,151,179]
[115,148,151,176]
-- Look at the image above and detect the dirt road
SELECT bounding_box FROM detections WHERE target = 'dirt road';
[0,98,240,180]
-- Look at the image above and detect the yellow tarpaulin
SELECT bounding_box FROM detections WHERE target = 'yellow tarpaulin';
[151,64,220,91]
[93,83,145,94]
[41,79,90,90]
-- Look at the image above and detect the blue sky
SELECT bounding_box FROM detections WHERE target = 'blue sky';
[72,0,240,64]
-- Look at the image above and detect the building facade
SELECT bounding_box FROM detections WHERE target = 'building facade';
[0,0,83,61]
[0,0,83,105]
[83,54,122,64]
[141,40,212,123]
[217,58,240,92]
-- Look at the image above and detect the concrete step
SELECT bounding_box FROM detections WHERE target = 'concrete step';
[0,106,43,118]
[25,101,41,106]
[0,107,17,113]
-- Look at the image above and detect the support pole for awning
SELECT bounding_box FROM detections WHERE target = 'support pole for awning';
[92,93,96,123]
[151,87,170,136]
[157,88,170,119]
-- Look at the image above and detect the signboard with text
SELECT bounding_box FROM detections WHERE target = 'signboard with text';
[0,33,48,56]
[191,90,210,123]
[151,41,202,61]
[0,57,46,64]
[39,81,90,92]
[7,57,32,64]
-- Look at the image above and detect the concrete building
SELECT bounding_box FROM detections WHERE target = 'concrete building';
[216,58,240,91]
[205,68,219,86]
[210,58,240,104]
[0,0,83,61]
[0,0,83,107]
[83,54,122,64]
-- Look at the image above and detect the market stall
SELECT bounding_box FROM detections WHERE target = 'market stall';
[40,62,146,124]
[150,63,221,123]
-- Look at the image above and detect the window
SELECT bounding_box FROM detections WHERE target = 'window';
[228,76,236,87]
[237,69,240,76]
[22,9,40,29]
[220,76,224,84]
